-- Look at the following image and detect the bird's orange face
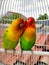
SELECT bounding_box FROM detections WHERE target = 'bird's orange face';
[17,19,27,33]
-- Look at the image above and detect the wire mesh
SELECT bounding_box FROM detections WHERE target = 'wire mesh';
[0,0,49,65]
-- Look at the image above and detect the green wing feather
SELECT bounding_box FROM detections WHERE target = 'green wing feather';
[2,29,18,49]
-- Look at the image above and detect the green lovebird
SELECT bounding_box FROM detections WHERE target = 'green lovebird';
[2,18,26,50]
[20,17,36,50]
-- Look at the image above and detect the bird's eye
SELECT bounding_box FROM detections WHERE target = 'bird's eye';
[6,30,8,32]
[20,23,24,27]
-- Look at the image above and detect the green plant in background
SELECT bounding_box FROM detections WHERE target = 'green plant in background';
[37,13,48,20]
[2,12,27,20]
[0,12,27,24]
[2,13,22,19]
[0,20,1,23]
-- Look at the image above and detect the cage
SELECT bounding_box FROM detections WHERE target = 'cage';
[0,0,49,65]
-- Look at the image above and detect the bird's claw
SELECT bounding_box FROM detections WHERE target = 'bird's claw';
[13,49,16,56]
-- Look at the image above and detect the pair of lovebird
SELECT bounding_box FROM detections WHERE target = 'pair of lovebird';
[2,17,36,53]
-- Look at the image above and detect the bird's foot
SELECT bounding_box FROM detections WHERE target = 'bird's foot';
[31,49,34,64]
[18,49,23,61]
[13,49,16,56]
[31,49,33,55]
[5,49,7,55]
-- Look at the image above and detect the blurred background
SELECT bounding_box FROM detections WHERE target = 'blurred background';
[0,0,49,19]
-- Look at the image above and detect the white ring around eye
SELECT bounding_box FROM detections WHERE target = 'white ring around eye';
[20,23,24,27]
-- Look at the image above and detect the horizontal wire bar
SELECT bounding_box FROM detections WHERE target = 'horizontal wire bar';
[0,48,49,56]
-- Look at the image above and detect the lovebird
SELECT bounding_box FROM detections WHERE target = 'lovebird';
[2,18,26,50]
[20,17,36,50]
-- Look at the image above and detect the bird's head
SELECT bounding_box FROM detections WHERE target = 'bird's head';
[10,18,27,36]
[27,17,36,29]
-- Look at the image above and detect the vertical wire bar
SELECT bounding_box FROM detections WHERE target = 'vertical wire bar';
[17,0,19,18]
[43,0,46,34]
[40,0,44,48]
[5,0,7,64]
[37,1,39,65]
[38,0,40,33]
[25,0,27,18]
[5,0,7,24]
[40,0,42,33]
[40,1,45,63]
[41,0,44,47]
[7,0,12,64]
[20,0,22,64]
[37,0,39,64]
[32,1,35,65]
[44,0,48,51]
[30,1,32,64]
[44,0,47,51]
[25,0,27,64]
[35,1,37,64]
[16,0,18,18]
[46,0,49,50]
[24,0,25,64]
[35,0,37,63]
[39,0,41,33]
[33,1,34,19]
[46,0,49,33]
[0,0,5,15]
[45,0,49,33]
[11,0,15,18]
[40,0,43,31]
[23,0,25,17]
[7,0,10,24]
[1,0,6,64]
[0,0,3,10]
[46,0,49,20]
[32,1,34,65]
[11,0,12,56]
